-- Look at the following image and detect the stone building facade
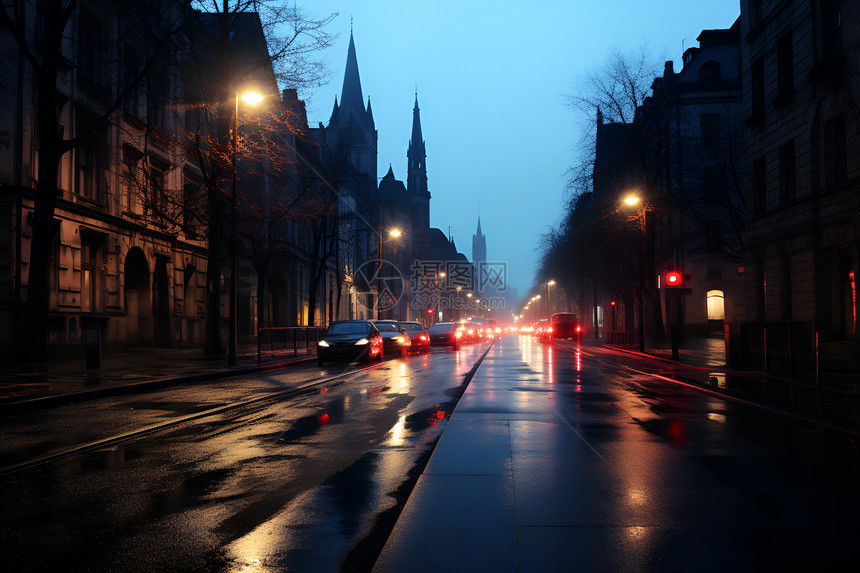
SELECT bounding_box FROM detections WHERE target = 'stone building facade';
[741,0,860,361]
[0,3,330,357]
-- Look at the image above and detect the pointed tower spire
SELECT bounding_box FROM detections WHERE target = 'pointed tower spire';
[472,216,487,274]
[407,91,430,237]
[408,92,426,179]
[409,93,425,160]
[340,30,365,115]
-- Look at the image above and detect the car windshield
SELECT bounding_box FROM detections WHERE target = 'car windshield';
[428,323,454,333]
[403,324,424,332]
[375,323,401,333]
[326,322,369,335]
[552,314,578,324]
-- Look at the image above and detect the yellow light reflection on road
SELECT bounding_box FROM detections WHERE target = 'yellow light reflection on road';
[388,415,407,446]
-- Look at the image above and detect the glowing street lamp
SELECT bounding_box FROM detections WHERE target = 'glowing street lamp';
[377,227,403,319]
[229,90,264,366]
[547,280,556,318]
[622,192,646,352]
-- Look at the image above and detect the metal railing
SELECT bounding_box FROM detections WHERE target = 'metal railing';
[606,330,633,348]
[257,326,327,362]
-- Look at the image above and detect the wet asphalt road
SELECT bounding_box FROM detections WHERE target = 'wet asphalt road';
[0,343,490,572]
[5,335,860,572]
[376,335,860,572]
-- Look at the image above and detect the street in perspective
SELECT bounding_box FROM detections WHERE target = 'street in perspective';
[4,333,860,572]
[3,0,860,572]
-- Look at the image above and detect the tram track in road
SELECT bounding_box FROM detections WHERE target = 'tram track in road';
[0,360,389,477]
[0,343,497,478]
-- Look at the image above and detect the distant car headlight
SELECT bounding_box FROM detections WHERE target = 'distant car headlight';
[318,340,330,347]
[355,338,369,345]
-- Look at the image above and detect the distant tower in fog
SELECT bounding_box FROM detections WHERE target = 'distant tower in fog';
[472,217,486,266]
[472,218,486,294]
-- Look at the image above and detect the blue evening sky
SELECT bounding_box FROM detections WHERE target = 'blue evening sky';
[299,0,741,296]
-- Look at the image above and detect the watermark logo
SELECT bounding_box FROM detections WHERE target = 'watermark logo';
[354,259,405,312]
[478,262,508,293]
[407,260,510,311]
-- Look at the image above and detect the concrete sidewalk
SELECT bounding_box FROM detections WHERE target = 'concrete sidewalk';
[0,343,315,408]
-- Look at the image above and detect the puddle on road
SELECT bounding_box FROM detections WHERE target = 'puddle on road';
[148,467,236,519]
[277,397,349,443]
[403,403,453,431]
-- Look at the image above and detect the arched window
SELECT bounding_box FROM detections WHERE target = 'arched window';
[707,290,725,321]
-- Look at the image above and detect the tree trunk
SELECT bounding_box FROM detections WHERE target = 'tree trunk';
[23,39,66,362]
[204,210,224,355]
[255,262,268,331]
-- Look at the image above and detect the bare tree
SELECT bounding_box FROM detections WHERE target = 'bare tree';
[178,2,335,354]
[565,45,666,198]
[560,46,667,340]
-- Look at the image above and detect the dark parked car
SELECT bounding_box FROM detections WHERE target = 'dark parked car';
[317,320,383,366]
[427,322,464,350]
[372,320,412,357]
[549,312,582,340]
[400,321,431,353]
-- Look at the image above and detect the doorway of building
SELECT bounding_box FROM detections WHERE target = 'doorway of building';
[124,247,151,344]
[153,255,171,347]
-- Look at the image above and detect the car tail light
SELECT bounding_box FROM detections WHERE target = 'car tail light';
[575,326,582,333]
[455,331,463,338]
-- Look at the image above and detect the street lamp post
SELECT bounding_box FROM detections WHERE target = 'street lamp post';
[377,228,401,320]
[623,195,646,353]
[547,280,555,317]
[228,90,263,366]
[433,271,445,324]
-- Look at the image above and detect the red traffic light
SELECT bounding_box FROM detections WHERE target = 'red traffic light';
[427,308,434,315]
[665,271,683,288]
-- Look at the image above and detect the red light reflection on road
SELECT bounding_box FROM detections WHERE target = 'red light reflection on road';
[667,419,686,446]
[547,346,554,384]
[575,350,582,372]
[318,413,330,425]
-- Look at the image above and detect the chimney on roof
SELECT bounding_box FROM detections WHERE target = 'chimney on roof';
[664,60,674,77]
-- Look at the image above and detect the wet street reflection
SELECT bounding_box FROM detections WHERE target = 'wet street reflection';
[0,343,491,572]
